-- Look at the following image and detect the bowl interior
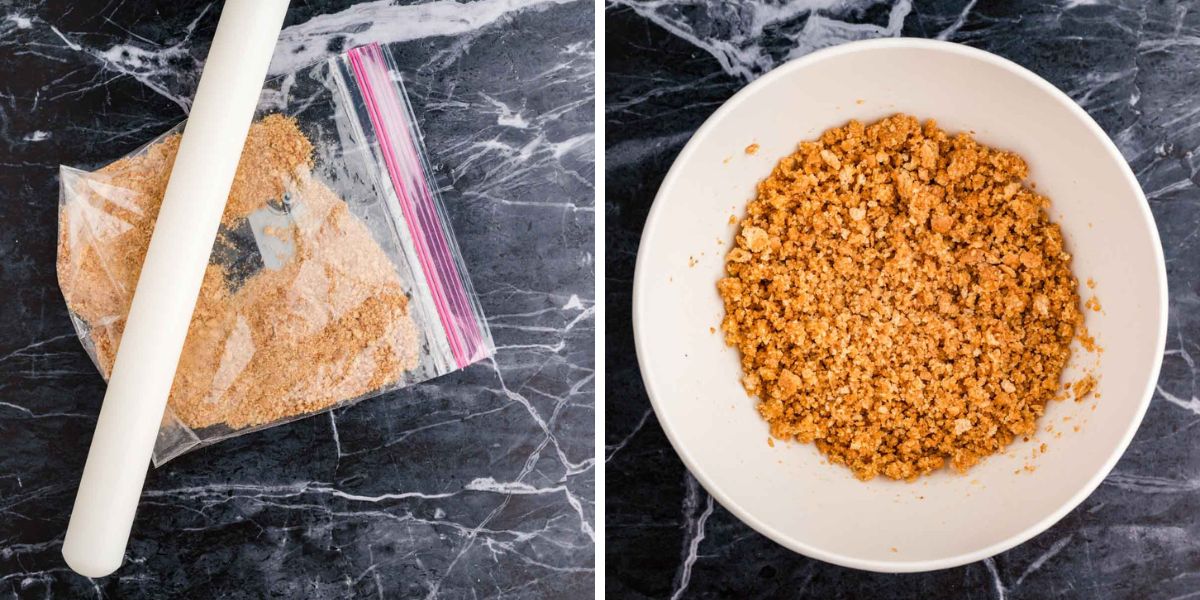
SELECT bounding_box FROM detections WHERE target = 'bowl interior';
[633,40,1166,571]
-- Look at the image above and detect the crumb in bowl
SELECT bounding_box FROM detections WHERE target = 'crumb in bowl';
[718,114,1084,481]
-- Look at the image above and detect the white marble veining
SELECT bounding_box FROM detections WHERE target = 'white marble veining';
[0,1,594,598]
[607,0,1200,597]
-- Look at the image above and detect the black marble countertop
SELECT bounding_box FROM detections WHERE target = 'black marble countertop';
[607,1,1199,598]
[0,1,593,598]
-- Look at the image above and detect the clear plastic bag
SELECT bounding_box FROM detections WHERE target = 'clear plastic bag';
[56,43,494,465]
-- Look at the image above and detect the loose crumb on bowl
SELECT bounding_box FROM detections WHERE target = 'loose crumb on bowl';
[717,114,1084,481]
[1073,374,1097,402]
[1078,325,1102,353]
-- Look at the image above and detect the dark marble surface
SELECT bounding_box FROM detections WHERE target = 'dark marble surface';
[0,1,593,598]
[606,1,1200,598]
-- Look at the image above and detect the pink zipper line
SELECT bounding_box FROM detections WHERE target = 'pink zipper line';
[367,43,489,360]
[356,43,487,363]
[350,44,486,366]
[363,49,486,361]
[348,44,470,368]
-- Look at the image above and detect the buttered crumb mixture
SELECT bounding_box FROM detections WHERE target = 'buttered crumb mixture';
[718,115,1084,481]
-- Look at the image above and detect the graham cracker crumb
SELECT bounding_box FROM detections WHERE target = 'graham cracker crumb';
[1078,325,1101,353]
[717,115,1083,481]
[59,115,420,430]
[1073,375,1097,402]
[262,225,291,242]
[745,143,760,155]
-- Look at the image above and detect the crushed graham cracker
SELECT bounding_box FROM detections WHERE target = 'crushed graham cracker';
[1078,325,1101,353]
[59,115,420,430]
[718,115,1083,481]
[1072,375,1097,402]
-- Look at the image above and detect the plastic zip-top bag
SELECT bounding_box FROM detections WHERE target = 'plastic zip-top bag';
[56,43,494,465]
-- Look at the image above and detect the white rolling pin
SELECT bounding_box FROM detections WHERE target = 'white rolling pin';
[62,0,291,578]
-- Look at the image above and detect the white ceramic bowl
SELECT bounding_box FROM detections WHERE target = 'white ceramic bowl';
[632,38,1168,572]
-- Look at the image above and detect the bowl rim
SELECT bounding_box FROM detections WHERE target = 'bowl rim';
[631,36,1169,573]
